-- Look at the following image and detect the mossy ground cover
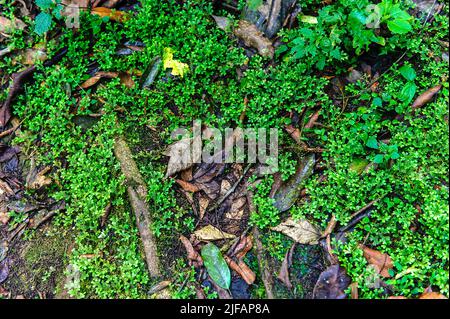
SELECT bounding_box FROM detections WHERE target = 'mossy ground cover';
[0,0,448,299]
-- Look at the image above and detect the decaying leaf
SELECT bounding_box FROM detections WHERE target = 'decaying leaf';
[419,292,447,299]
[119,72,135,88]
[212,15,231,31]
[411,85,442,110]
[271,217,321,245]
[91,7,128,22]
[220,179,232,196]
[0,211,10,225]
[277,243,296,289]
[224,256,255,285]
[225,209,244,220]
[0,16,26,34]
[176,179,200,193]
[163,47,189,77]
[361,245,394,278]
[164,137,201,177]
[231,235,253,259]
[233,20,274,58]
[201,243,231,289]
[80,71,119,89]
[21,48,48,66]
[26,166,52,190]
[194,225,236,241]
[198,196,209,220]
[179,235,202,266]
[313,265,351,299]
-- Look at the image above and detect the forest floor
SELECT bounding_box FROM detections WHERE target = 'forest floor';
[0,0,448,299]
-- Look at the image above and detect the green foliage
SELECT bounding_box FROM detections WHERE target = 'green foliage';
[201,243,231,289]
[280,0,413,69]
[302,42,449,298]
[2,0,447,300]
[34,0,63,35]
[249,176,280,229]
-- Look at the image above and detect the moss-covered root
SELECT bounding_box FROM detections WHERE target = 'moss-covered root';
[113,135,161,278]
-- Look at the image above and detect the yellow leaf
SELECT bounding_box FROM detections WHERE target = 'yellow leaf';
[163,47,189,78]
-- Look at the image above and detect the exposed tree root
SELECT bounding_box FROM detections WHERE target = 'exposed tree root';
[113,135,161,278]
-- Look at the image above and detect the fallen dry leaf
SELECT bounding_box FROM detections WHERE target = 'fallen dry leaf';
[225,209,244,220]
[194,224,235,241]
[21,48,47,66]
[271,217,321,244]
[179,235,203,266]
[313,265,351,299]
[80,71,119,89]
[230,196,246,213]
[361,245,394,278]
[198,197,209,220]
[411,85,442,110]
[119,72,135,88]
[91,7,128,22]
[176,179,200,193]
[232,235,253,259]
[0,211,10,225]
[220,179,232,196]
[0,16,26,34]
[180,167,193,182]
[234,20,274,58]
[27,166,52,189]
[164,137,201,177]
[224,256,255,285]
[277,243,296,289]
[419,292,447,299]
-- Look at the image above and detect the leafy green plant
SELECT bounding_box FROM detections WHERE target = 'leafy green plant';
[201,243,231,290]
[280,0,413,69]
[34,0,63,35]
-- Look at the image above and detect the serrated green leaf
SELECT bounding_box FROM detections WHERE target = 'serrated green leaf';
[390,152,400,160]
[399,65,416,81]
[387,19,412,34]
[366,135,379,149]
[201,243,231,289]
[400,82,417,102]
[374,154,384,164]
[34,12,52,36]
[36,0,54,10]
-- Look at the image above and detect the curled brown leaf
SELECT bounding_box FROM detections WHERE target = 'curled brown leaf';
[411,85,442,110]
[361,245,393,278]
[80,71,119,89]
